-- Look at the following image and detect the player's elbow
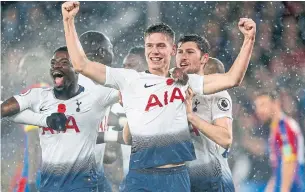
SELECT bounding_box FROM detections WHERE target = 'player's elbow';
[226,72,242,88]
[233,77,243,87]
[221,135,232,149]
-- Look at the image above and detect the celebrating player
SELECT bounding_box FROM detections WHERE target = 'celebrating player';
[177,34,234,191]
[61,1,255,191]
[9,31,119,191]
[1,46,119,192]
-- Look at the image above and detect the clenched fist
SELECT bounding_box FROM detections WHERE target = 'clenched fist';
[62,1,80,21]
[170,67,189,86]
[238,18,256,40]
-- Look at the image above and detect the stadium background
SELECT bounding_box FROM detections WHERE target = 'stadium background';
[1,1,305,191]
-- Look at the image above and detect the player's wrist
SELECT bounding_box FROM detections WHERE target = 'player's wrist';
[243,35,255,42]
[187,112,195,121]
[63,17,75,23]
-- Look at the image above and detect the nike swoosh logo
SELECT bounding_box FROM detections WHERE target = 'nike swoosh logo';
[40,108,48,112]
[144,83,156,88]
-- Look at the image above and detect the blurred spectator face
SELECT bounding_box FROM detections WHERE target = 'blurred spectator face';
[144,33,175,71]
[241,2,256,18]
[254,95,273,122]
[205,22,221,55]
[123,54,146,72]
[269,56,287,77]
[258,23,272,51]
[176,41,207,74]
[214,3,230,20]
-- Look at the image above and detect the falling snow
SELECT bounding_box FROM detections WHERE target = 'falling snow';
[1,1,305,192]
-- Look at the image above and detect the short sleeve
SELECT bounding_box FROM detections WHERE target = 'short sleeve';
[95,86,120,107]
[211,91,233,121]
[188,74,204,95]
[13,88,41,111]
[105,67,139,91]
[10,109,48,127]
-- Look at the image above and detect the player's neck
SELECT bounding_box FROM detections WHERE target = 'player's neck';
[54,84,81,100]
[196,69,205,77]
[148,66,170,77]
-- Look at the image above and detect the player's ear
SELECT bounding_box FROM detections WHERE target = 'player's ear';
[200,53,209,66]
[171,44,177,56]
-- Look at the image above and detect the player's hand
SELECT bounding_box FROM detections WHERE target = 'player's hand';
[62,1,80,21]
[238,18,256,40]
[46,113,67,132]
[185,88,194,114]
[170,67,189,86]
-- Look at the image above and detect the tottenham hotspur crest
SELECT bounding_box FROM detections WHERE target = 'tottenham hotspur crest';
[217,98,230,111]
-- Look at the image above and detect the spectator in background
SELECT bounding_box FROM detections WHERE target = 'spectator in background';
[122,46,147,71]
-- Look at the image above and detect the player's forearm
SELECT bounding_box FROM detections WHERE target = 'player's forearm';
[96,131,127,145]
[281,161,297,192]
[63,19,107,85]
[187,113,232,148]
[227,37,255,86]
[1,97,21,118]
[9,109,48,127]
[63,18,87,72]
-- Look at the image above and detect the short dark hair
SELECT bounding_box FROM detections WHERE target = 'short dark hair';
[79,31,113,66]
[144,23,175,42]
[177,34,210,54]
[54,46,68,54]
[204,57,225,75]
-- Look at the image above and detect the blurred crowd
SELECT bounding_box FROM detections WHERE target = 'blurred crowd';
[1,1,305,191]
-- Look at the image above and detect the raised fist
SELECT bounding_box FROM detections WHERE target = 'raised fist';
[238,18,256,40]
[62,1,80,21]
[170,67,189,86]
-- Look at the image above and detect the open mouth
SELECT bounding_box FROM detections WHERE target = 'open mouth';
[179,62,189,68]
[52,71,65,87]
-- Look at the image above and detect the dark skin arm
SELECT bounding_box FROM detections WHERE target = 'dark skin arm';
[1,97,21,118]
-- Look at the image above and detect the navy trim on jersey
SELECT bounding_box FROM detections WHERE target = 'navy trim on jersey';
[53,85,85,100]
[39,165,104,191]
[129,140,196,169]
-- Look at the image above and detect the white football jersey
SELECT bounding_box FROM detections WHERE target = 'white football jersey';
[104,67,204,169]
[79,74,111,176]
[14,85,118,190]
[186,90,234,185]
